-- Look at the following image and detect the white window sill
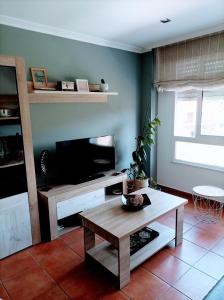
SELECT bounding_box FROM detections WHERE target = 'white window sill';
[172,159,224,173]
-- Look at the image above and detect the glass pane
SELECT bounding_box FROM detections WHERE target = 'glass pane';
[201,90,224,136]
[175,141,224,168]
[174,92,197,137]
[0,66,27,199]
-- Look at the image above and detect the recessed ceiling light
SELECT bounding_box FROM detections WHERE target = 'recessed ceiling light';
[160,18,171,24]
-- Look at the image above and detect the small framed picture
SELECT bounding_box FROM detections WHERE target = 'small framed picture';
[31,67,48,89]
[76,79,89,92]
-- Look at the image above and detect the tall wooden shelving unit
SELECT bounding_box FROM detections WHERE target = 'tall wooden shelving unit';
[0,55,41,258]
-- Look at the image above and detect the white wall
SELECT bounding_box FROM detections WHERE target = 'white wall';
[157,92,224,193]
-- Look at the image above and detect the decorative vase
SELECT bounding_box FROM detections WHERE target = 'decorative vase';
[100,83,109,92]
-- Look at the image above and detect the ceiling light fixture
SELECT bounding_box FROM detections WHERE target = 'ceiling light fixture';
[160,18,171,24]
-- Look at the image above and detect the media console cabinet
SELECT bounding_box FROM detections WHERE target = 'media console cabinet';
[38,171,127,240]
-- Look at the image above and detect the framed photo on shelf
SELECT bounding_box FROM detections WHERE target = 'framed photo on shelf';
[31,67,48,90]
[76,79,89,92]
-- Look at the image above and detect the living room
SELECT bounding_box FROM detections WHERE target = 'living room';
[0,0,224,299]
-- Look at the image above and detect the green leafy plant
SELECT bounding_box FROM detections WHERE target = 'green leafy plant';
[149,176,161,190]
[128,117,161,180]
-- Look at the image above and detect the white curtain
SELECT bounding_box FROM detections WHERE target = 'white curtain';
[155,32,224,91]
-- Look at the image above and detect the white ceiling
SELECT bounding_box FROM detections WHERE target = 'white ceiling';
[0,0,224,53]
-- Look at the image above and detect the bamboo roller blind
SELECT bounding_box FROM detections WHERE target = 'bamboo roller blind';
[155,31,224,91]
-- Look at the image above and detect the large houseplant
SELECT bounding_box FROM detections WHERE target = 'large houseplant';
[127,117,160,190]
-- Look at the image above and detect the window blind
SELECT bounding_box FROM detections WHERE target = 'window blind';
[155,32,224,91]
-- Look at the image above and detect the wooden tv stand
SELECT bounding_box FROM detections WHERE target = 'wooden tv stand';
[38,171,127,240]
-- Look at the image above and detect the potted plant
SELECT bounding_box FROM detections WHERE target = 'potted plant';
[127,117,161,191]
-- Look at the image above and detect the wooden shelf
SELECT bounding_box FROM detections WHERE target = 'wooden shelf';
[0,116,19,120]
[86,222,175,276]
[0,116,20,124]
[27,82,118,104]
[0,96,19,124]
[29,91,118,104]
[0,160,24,169]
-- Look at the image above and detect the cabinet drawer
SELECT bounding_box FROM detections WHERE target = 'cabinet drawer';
[56,188,105,220]
[0,192,32,259]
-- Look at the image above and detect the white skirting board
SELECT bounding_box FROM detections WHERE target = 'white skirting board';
[0,192,32,259]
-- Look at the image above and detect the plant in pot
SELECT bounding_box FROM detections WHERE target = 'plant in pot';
[127,117,161,191]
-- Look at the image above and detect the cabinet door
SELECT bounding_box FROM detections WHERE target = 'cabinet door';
[0,192,32,259]
[56,188,105,220]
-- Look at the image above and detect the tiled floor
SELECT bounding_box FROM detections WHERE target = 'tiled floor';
[1,196,224,300]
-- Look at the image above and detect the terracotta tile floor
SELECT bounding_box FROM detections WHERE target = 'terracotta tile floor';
[1,197,224,300]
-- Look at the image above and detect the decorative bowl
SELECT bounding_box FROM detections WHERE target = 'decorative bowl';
[122,194,151,211]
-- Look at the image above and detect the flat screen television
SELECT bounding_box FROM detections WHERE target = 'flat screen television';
[56,135,115,184]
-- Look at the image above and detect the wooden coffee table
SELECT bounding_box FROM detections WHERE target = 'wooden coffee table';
[79,188,188,288]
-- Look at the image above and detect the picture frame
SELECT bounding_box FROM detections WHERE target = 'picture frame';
[76,79,89,92]
[31,67,48,90]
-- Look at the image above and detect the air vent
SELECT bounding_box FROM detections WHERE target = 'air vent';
[160,18,171,23]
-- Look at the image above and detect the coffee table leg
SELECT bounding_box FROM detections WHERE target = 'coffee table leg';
[175,206,184,246]
[118,237,130,289]
[84,227,95,258]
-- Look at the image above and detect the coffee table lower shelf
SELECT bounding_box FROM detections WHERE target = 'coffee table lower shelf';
[86,222,175,277]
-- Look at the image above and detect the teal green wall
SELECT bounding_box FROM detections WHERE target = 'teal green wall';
[141,51,155,130]
[0,25,143,180]
[141,51,157,178]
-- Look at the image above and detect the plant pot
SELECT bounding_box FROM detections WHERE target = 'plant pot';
[134,178,149,189]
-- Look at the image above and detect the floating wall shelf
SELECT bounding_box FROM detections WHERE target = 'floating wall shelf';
[0,116,20,122]
[27,82,118,104]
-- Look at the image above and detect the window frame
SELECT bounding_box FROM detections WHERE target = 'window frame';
[173,89,224,172]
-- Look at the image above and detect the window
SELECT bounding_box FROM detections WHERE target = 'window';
[174,89,224,171]
[175,142,224,169]
[174,92,197,138]
[201,91,224,136]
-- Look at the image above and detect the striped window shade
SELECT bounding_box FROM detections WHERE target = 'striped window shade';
[155,31,224,92]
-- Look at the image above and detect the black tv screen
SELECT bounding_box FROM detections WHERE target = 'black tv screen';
[56,135,115,184]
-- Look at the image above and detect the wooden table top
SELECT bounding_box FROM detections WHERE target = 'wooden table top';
[80,188,188,239]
